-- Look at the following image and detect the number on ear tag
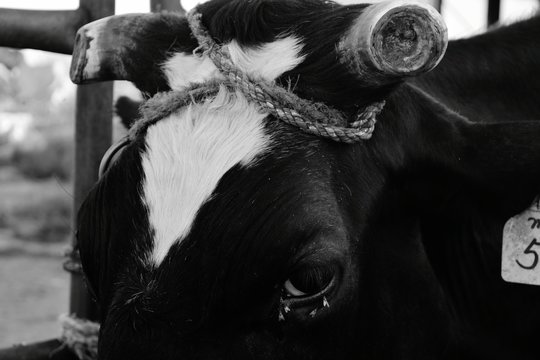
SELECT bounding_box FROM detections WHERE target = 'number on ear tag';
[502,197,540,285]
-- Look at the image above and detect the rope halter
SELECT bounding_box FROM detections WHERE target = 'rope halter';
[186,9,385,144]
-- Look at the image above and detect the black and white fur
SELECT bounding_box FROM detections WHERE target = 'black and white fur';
[78,1,540,359]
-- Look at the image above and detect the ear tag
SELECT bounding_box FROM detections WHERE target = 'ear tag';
[502,197,540,285]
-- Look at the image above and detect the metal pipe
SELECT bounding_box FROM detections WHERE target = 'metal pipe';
[0,8,89,54]
[488,0,501,26]
[151,0,186,14]
[432,0,442,13]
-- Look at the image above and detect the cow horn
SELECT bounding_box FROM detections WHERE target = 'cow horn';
[71,14,145,84]
[70,12,190,90]
[339,0,448,86]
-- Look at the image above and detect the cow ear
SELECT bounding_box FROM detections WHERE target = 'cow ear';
[455,121,540,208]
[115,96,142,129]
[339,0,447,86]
[70,12,195,94]
[411,118,540,216]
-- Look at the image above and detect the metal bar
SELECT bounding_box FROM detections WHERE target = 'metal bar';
[488,0,501,26]
[432,0,442,13]
[70,0,115,321]
[0,8,89,54]
[0,340,78,360]
[151,0,186,14]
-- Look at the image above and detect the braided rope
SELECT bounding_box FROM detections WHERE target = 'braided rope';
[186,10,385,143]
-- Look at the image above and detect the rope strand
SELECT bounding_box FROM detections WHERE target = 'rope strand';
[187,10,385,143]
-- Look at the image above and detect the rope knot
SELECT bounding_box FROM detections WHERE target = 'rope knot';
[186,9,385,143]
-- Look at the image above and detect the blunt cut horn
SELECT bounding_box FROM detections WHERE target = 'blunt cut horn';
[70,14,148,84]
[339,0,448,86]
[70,12,190,93]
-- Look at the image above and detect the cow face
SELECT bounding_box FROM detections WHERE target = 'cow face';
[74,1,448,359]
[80,125,366,359]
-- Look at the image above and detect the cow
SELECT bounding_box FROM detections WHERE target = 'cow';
[70,0,540,359]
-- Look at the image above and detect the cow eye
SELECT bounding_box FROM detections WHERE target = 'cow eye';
[283,265,335,298]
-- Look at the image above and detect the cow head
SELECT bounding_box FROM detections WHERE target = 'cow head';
[73,1,457,359]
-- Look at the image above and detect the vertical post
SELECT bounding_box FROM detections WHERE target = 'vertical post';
[432,0,442,13]
[151,0,186,14]
[70,0,115,321]
[488,0,500,26]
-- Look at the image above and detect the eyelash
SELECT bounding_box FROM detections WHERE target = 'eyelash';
[278,264,337,321]
[282,265,335,299]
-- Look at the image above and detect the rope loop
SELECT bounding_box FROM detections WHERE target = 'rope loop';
[186,9,385,143]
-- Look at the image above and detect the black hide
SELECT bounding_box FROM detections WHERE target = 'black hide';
[77,1,540,359]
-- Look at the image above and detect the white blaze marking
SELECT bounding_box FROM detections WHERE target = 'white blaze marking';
[162,53,223,91]
[162,36,305,90]
[142,87,272,265]
[227,37,305,81]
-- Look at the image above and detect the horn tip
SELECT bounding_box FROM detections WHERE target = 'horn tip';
[340,1,448,84]
[374,4,448,75]
[70,28,90,84]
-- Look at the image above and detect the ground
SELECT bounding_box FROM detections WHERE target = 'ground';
[0,235,68,348]
[0,168,71,349]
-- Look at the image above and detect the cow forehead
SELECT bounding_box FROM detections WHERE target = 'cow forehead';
[140,34,310,265]
[161,36,305,91]
[142,87,272,265]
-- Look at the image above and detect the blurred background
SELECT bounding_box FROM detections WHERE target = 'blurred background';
[0,0,538,349]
